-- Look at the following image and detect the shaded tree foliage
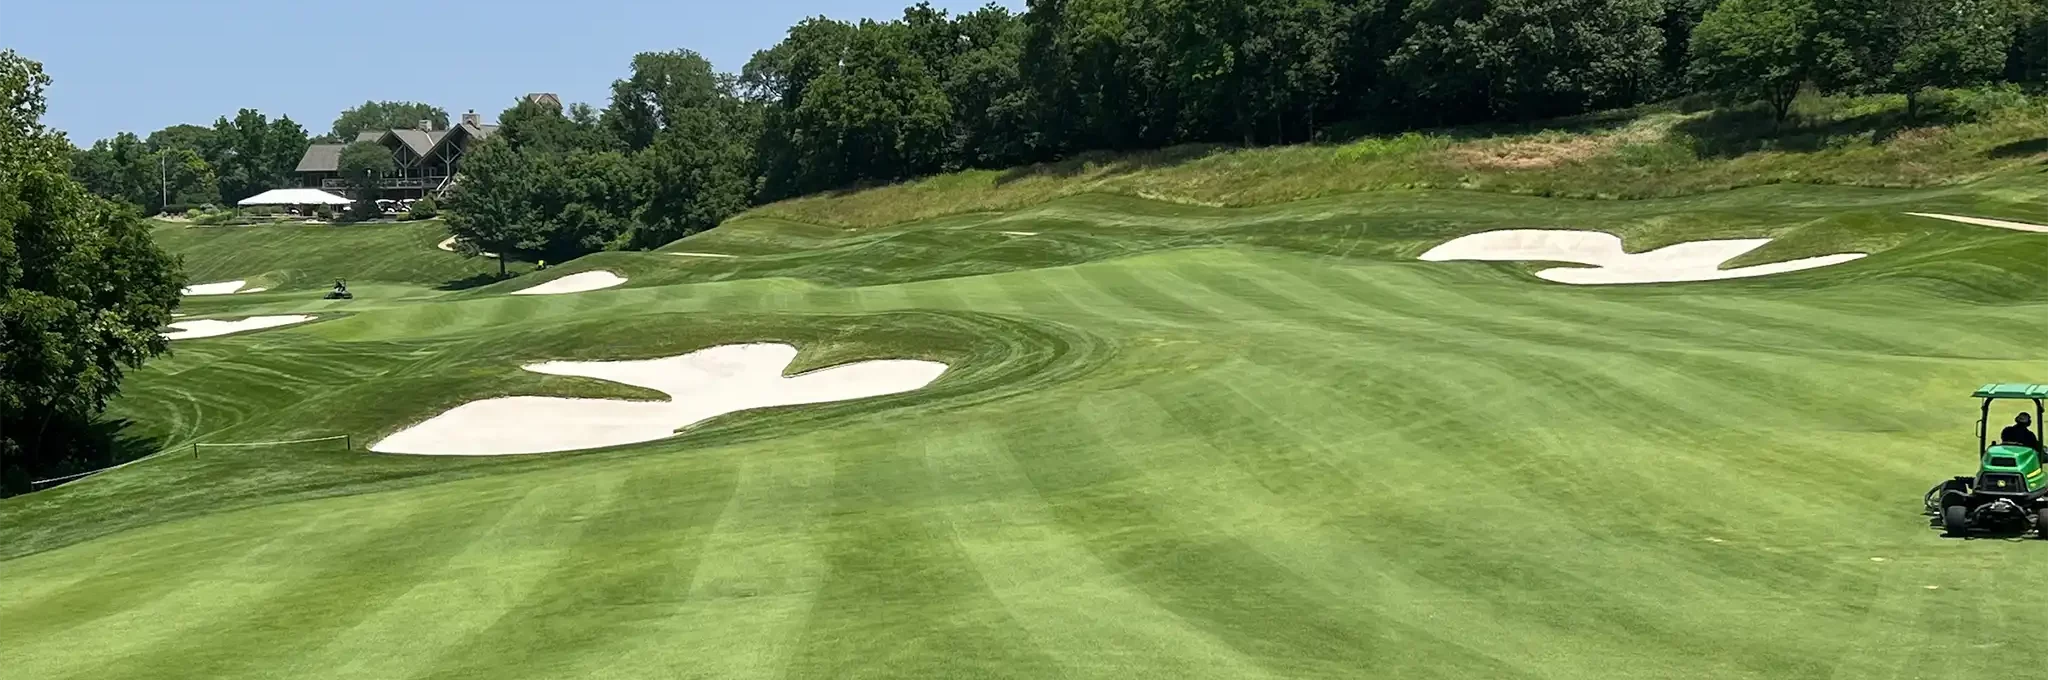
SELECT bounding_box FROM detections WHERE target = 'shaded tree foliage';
[1387,0,1666,123]
[1,51,183,495]
[1690,0,1819,124]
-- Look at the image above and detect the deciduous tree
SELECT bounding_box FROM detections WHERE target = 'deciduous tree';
[337,141,393,218]
[331,101,449,140]
[1690,0,1818,124]
[0,51,183,495]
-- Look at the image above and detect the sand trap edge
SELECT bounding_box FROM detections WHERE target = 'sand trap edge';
[369,343,949,456]
[1420,229,1868,285]
[1906,213,2048,234]
[163,315,318,340]
[509,270,628,296]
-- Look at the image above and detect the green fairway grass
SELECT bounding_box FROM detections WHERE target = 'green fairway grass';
[8,175,2048,678]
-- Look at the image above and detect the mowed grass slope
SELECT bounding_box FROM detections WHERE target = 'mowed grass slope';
[7,175,2048,677]
[752,90,2048,229]
[153,219,522,311]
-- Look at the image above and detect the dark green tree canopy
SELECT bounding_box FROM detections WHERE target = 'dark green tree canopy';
[1690,0,1819,123]
[144,124,215,154]
[209,109,308,205]
[331,101,450,140]
[338,142,393,187]
[603,50,727,152]
[1,50,183,495]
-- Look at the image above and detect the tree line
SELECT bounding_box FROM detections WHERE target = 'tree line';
[69,112,308,216]
[67,1,2048,260]
[446,0,2048,262]
[66,98,477,216]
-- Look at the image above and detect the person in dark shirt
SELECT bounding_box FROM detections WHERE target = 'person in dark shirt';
[2000,412,2041,449]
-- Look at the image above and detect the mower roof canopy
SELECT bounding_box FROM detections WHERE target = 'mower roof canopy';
[1973,383,2048,400]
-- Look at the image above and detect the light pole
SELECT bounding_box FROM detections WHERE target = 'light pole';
[159,152,167,215]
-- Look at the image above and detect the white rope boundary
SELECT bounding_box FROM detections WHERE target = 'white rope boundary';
[193,435,349,448]
[28,434,351,488]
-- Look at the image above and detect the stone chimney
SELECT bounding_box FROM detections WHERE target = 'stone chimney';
[461,110,481,128]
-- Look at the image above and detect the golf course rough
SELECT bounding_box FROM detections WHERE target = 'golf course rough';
[370,343,949,455]
[11,182,2048,679]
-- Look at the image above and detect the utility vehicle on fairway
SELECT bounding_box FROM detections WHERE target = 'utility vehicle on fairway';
[1928,384,2048,536]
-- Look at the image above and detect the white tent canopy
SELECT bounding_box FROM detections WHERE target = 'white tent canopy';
[237,188,353,206]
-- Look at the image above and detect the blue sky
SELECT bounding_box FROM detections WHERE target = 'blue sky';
[3,0,1020,144]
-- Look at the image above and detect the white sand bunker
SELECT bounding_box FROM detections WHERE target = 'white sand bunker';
[1000,231,1039,237]
[668,251,737,259]
[163,315,317,340]
[510,271,626,295]
[181,280,250,296]
[1419,230,1867,285]
[371,343,948,456]
[1907,213,2048,233]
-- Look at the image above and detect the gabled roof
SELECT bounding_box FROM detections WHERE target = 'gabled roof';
[416,123,498,158]
[298,120,501,174]
[387,129,435,156]
[295,144,345,173]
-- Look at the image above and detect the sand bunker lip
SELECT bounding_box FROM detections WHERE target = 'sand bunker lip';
[1000,231,1040,237]
[370,343,949,456]
[1906,213,2048,233]
[509,271,627,295]
[163,315,317,340]
[1420,229,1867,285]
[182,280,251,296]
[668,251,737,259]
[438,236,499,258]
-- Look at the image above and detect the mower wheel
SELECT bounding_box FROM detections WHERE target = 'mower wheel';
[2036,509,2048,539]
[1943,504,1970,535]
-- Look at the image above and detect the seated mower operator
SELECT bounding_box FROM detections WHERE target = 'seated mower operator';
[2001,412,2042,450]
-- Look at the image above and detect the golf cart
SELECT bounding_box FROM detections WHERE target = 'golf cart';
[324,279,353,300]
[1927,384,2048,536]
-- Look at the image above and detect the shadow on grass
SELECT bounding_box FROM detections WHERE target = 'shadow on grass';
[3,417,166,497]
[1988,137,2048,159]
[991,144,1228,186]
[1678,101,1978,158]
[437,272,517,291]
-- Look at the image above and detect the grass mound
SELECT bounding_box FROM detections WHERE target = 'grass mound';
[151,219,512,301]
[751,89,2048,229]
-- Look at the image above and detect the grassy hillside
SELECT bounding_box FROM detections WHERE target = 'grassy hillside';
[8,103,2048,678]
[752,89,2048,228]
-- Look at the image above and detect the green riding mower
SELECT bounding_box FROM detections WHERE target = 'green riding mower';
[1927,384,2048,537]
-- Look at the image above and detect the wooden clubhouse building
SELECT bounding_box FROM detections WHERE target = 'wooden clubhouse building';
[293,110,499,200]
